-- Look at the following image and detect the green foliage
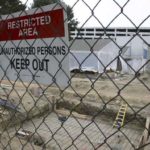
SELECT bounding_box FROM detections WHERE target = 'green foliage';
[0,0,26,15]
[32,0,60,8]
[67,5,78,30]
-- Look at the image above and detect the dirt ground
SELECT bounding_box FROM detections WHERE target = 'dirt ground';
[70,72,150,105]
[0,72,150,119]
[0,72,149,149]
[45,72,150,120]
[0,112,141,150]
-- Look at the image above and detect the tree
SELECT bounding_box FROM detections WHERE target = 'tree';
[32,0,79,39]
[0,0,26,15]
[66,5,78,31]
[32,0,60,8]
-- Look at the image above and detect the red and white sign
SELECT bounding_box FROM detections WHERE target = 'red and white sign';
[0,9,65,41]
[0,4,70,88]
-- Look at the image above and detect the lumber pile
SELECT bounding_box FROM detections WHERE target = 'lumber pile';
[138,117,150,150]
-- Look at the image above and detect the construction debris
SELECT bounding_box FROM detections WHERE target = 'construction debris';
[0,98,18,111]
[16,129,45,147]
[138,117,150,150]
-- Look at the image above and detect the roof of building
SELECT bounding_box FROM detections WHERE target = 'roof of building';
[70,27,150,39]
[70,39,112,51]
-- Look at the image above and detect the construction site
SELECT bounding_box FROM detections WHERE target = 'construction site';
[0,0,150,150]
[0,71,149,149]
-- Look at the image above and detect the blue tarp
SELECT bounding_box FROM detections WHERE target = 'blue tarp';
[143,49,148,59]
[0,98,18,111]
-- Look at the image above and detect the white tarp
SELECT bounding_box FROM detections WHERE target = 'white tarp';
[98,51,118,73]
[70,52,99,72]
[70,41,119,73]
[120,57,146,74]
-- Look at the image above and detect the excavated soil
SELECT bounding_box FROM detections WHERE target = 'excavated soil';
[0,72,149,129]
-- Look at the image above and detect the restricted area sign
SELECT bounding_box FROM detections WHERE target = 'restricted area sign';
[0,3,70,88]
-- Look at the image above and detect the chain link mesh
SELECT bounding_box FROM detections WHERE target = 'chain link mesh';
[0,0,150,149]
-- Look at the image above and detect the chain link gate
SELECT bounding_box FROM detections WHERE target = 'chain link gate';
[0,0,150,149]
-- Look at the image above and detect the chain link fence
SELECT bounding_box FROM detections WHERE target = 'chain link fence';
[0,0,150,149]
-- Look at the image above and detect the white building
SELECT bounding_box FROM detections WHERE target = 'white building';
[70,28,150,74]
[70,39,129,73]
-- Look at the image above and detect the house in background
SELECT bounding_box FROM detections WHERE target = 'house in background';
[70,28,150,74]
[69,39,129,73]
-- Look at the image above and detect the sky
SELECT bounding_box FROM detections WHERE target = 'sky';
[21,0,150,28]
